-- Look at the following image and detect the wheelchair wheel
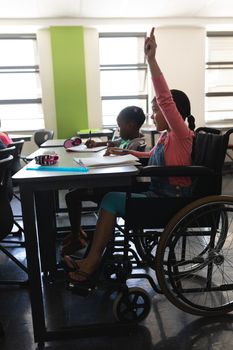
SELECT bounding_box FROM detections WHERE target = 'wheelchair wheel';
[156,195,233,316]
[113,287,151,323]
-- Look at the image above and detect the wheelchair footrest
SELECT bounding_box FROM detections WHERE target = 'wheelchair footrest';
[66,280,97,296]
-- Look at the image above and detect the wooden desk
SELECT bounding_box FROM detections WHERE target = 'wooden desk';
[13,149,138,344]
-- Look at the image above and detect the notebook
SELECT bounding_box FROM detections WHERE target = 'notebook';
[66,144,107,152]
[74,154,140,168]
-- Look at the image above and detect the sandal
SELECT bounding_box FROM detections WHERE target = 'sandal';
[61,238,87,256]
[68,269,98,288]
[63,255,81,272]
[69,270,91,283]
[62,229,88,246]
[66,269,98,296]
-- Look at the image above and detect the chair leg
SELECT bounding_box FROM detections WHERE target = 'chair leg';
[0,245,28,273]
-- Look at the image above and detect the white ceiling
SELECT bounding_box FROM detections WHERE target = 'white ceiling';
[0,0,233,31]
[0,0,232,19]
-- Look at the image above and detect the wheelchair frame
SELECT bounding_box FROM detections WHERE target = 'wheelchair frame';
[68,128,233,323]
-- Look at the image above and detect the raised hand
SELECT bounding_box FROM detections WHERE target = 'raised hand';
[144,27,156,62]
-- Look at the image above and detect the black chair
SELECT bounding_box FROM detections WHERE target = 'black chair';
[0,146,15,200]
[34,129,54,147]
[7,140,24,176]
[0,156,28,285]
[0,146,25,237]
[7,140,25,222]
[68,128,233,321]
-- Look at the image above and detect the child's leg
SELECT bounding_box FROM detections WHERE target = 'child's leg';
[67,208,116,281]
[65,191,147,280]
[61,189,87,255]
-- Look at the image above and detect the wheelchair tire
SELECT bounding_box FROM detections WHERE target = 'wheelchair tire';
[113,287,151,323]
[156,195,233,316]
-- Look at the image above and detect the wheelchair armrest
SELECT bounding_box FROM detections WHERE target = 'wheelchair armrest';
[138,165,215,177]
[138,157,149,166]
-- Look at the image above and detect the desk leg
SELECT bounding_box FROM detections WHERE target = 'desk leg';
[35,190,57,276]
[20,185,46,343]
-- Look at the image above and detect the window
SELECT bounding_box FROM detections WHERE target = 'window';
[99,33,148,127]
[205,32,233,125]
[0,34,44,132]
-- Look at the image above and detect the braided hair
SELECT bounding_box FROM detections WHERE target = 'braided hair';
[170,89,196,131]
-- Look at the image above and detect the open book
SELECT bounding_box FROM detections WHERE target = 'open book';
[66,144,107,152]
[74,154,140,168]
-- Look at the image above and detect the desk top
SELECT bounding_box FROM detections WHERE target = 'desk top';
[77,128,113,139]
[9,133,32,142]
[13,147,139,184]
[40,138,102,148]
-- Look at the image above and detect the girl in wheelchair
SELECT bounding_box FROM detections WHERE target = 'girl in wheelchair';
[64,27,196,284]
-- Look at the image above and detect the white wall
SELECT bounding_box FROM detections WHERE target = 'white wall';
[84,27,102,129]
[37,28,57,137]
[153,26,206,127]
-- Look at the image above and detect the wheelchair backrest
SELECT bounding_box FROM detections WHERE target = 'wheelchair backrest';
[192,129,231,197]
[125,128,233,230]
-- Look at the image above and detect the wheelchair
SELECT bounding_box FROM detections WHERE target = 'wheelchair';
[67,127,233,322]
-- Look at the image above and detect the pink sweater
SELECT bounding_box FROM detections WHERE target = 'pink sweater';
[0,132,12,146]
[133,74,194,187]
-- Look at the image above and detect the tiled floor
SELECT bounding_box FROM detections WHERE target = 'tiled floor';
[1,175,233,350]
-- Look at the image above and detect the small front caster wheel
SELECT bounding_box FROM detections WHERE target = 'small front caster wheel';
[113,287,151,323]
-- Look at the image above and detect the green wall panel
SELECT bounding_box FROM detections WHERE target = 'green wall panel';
[50,26,88,138]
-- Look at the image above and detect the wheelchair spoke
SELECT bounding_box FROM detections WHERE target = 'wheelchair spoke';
[156,196,233,316]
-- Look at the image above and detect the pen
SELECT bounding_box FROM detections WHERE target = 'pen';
[78,159,85,167]
[89,130,92,140]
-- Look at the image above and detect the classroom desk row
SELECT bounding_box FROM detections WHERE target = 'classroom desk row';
[13,146,139,344]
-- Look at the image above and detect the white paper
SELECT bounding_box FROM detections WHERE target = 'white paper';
[74,154,139,167]
[66,144,107,152]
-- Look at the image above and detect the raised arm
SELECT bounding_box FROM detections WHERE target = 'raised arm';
[145,27,161,79]
[145,28,190,138]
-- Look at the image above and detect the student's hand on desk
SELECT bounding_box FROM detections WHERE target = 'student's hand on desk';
[106,141,115,147]
[85,139,97,148]
[104,147,129,156]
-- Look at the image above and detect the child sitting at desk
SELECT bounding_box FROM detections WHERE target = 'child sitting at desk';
[61,105,146,256]
[85,106,146,151]
[64,27,196,283]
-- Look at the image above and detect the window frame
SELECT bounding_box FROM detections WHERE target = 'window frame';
[99,32,149,128]
[0,33,43,132]
[205,31,233,127]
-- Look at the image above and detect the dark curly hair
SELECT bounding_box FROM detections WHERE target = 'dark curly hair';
[117,106,145,128]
